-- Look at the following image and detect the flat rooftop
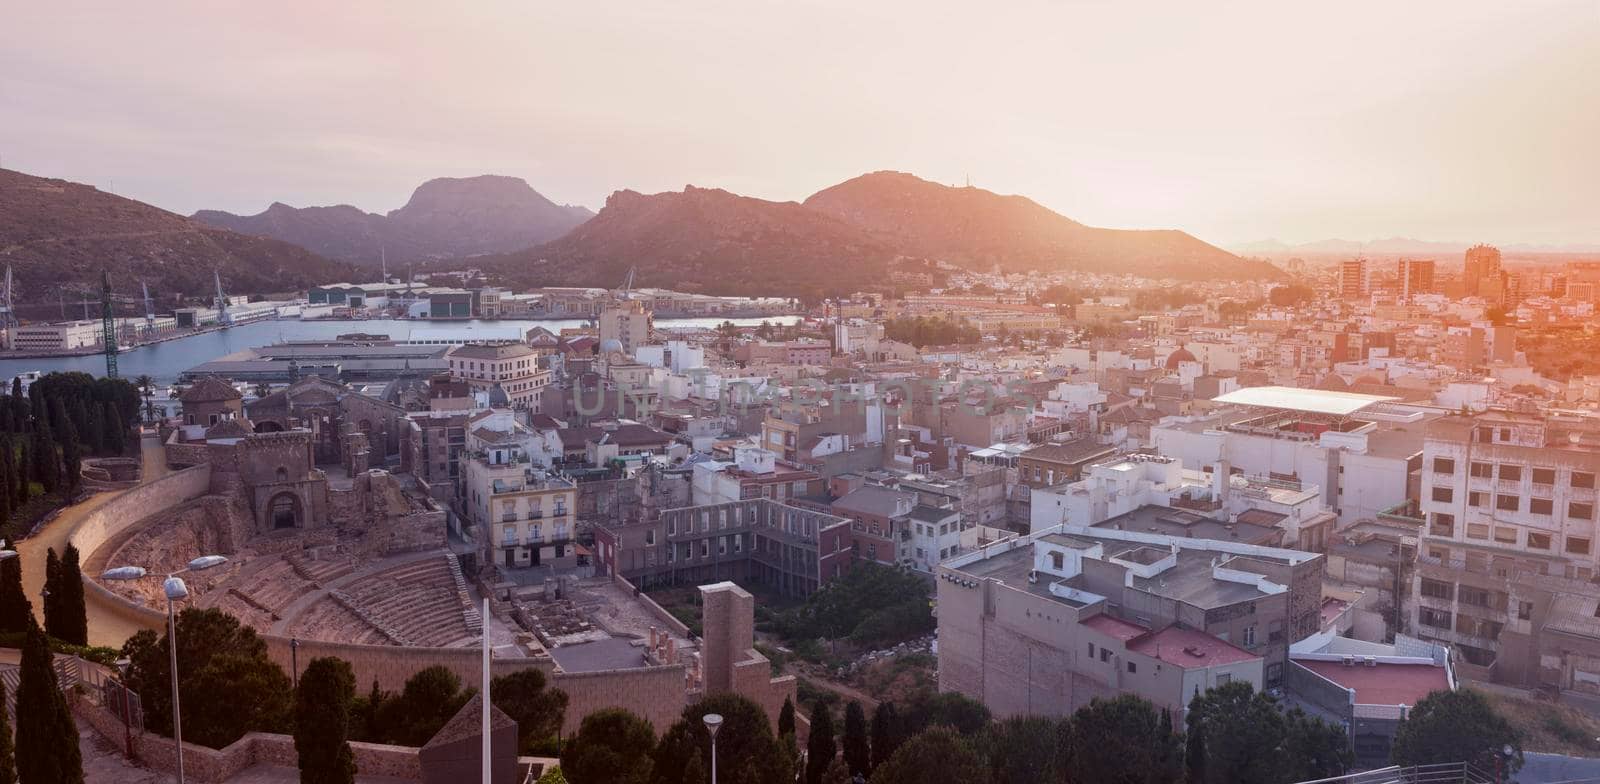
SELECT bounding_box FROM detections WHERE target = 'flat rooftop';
[1129,625,1261,669]
[548,637,651,673]
[1295,659,1449,707]
[1212,386,1398,417]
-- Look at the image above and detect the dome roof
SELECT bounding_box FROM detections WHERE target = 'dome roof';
[599,338,625,354]
[487,382,511,408]
[1164,348,1198,369]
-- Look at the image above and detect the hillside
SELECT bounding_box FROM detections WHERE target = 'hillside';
[804,171,1281,280]
[194,175,593,265]
[0,167,353,304]
[486,185,900,300]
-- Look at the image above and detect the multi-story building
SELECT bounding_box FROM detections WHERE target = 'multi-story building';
[7,320,104,351]
[1339,258,1369,300]
[937,525,1323,721]
[592,497,851,597]
[1016,439,1117,489]
[459,442,578,569]
[1412,409,1600,676]
[599,299,653,356]
[445,341,552,409]
[690,446,824,506]
[1464,244,1503,298]
[1396,258,1436,302]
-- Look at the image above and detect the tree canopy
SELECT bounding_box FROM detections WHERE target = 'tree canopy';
[868,726,983,784]
[295,657,358,784]
[492,668,569,755]
[649,694,792,784]
[560,708,656,784]
[776,563,933,648]
[1064,695,1182,784]
[1391,689,1521,774]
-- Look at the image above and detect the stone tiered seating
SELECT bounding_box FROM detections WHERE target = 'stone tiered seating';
[343,557,475,648]
[287,597,390,645]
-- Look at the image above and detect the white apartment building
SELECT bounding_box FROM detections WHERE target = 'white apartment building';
[599,300,653,356]
[459,442,577,569]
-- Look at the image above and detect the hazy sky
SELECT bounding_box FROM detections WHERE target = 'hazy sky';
[3,1,1596,247]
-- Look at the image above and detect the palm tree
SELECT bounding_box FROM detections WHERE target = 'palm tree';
[134,374,153,400]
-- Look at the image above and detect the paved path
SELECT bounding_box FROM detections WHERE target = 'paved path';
[1519,751,1600,783]
[17,432,170,648]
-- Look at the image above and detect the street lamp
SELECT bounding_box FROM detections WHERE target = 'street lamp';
[103,554,229,784]
[703,713,724,784]
[289,638,299,690]
[114,657,134,758]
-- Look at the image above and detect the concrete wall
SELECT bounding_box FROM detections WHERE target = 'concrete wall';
[1285,660,1355,723]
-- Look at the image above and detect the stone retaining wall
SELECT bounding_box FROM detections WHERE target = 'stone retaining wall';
[615,572,692,638]
[76,700,422,783]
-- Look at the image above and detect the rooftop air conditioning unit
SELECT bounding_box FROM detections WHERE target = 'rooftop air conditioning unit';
[1364,657,1378,667]
[1341,656,1357,667]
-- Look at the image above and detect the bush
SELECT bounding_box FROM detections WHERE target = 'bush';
[0,631,120,666]
[776,563,932,648]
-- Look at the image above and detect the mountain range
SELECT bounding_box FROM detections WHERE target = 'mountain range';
[1233,237,1600,257]
[0,167,352,308]
[485,171,1276,298]
[193,175,593,265]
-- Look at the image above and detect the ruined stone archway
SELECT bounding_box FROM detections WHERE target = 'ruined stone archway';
[268,492,302,530]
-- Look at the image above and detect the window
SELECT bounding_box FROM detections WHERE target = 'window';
[1499,465,1522,482]
[1494,527,1517,545]
[1533,468,1557,485]
[1051,551,1065,571]
[1430,513,1455,537]
[1243,625,1257,648]
[1470,462,1493,478]
[1467,523,1489,540]
[700,540,709,557]
[1520,601,1534,621]
[1420,579,1453,600]
[1100,648,1111,663]
[1127,661,1138,674]
[734,534,743,552]
[1420,607,1452,629]
[1433,457,1456,474]
[1087,643,1095,658]
[1529,498,1553,515]
[1568,536,1592,556]
[1469,491,1486,508]
[1529,532,1552,550]
[645,529,656,546]
[1459,586,1491,607]
[1572,502,1595,521]
[718,536,727,555]
[1496,495,1520,512]
[1574,472,1596,490]
[1432,487,1454,503]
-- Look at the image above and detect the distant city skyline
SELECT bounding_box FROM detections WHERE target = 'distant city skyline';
[2,1,1596,248]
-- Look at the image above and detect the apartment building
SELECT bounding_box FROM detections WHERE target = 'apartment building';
[690,446,824,506]
[1339,258,1369,300]
[445,341,552,408]
[599,299,653,355]
[592,497,851,598]
[937,526,1324,721]
[459,443,577,568]
[1412,410,1600,677]
[1016,438,1117,489]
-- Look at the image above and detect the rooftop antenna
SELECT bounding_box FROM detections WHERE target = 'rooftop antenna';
[141,280,155,339]
[621,265,636,296]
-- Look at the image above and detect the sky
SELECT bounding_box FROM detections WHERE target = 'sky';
[2,1,1597,248]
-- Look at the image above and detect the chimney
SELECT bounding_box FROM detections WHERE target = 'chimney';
[1213,459,1230,504]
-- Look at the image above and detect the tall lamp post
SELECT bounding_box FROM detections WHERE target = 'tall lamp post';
[703,713,723,784]
[114,657,134,758]
[103,554,229,784]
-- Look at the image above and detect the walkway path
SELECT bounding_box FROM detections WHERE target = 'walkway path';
[16,432,170,648]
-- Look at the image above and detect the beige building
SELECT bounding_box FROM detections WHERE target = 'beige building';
[599,299,653,356]
[460,443,578,568]
[7,319,103,351]
[1413,409,1600,679]
[937,525,1322,721]
[445,341,552,409]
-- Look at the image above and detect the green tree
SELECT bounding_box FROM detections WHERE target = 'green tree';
[30,415,57,494]
[42,548,63,639]
[371,665,472,746]
[492,668,569,755]
[56,544,87,646]
[103,401,126,455]
[778,563,932,648]
[1391,689,1521,774]
[295,657,358,784]
[868,727,983,784]
[979,715,1068,784]
[1065,694,1182,784]
[650,694,791,784]
[869,702,904,772]
[56,400,81,495]
[777,696,796,739]
[908,692,990,736]
[14,441,28,505]
[0,677,16,784]
[1185,681,1288,784]
[1284,707,1352,781]
[349,680,387,743]
[0,555,30,635]
[15,620,83,784]
[842,701,870,778]
[820,757,852,784]
[120,607,292,749]
[805,703,836,784]
[560,708,656,784]
[536,766,569,784]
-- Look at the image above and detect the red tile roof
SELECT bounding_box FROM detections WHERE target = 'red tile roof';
[1127,625,1261,669]
[1295,659,1449,707]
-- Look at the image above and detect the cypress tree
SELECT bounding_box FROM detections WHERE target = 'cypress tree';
[58,404,81,495]
[805,704,836,784]
[15,620,83,784]
[777,696,796,739]
[43,548,63,640]
[103,400,126,456]
[295,657,358,784]
[15,440,28,504]
[31,416,57,494]
[0,555,29,635]
[59,544,88,646]
[0,677,15,784]
[842,701,870,778]
[870,702,904,773]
